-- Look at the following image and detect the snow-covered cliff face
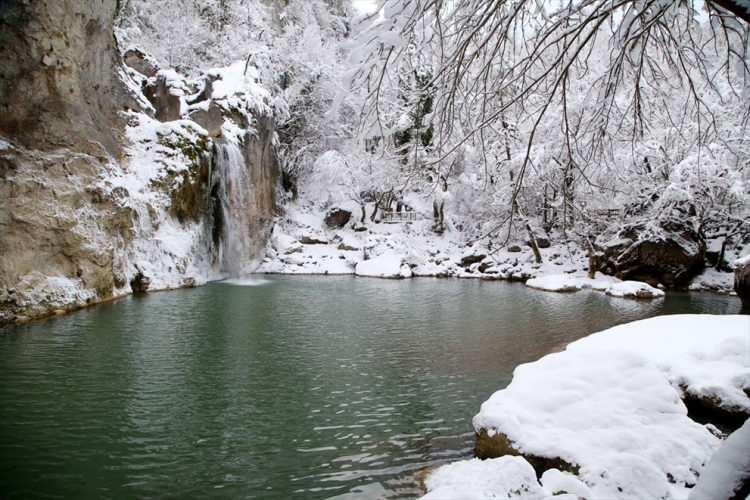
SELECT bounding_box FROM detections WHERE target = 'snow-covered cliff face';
[0,1,281,323]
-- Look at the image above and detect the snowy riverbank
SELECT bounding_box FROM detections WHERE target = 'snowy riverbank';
[421,314,750,500]
[256,201,739,297]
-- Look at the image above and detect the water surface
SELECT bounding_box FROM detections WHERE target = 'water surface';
[0,277,741,499]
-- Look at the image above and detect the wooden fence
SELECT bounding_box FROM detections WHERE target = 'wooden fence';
[382,211,418,223]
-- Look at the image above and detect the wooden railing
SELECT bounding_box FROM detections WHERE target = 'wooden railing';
[382,211,418,223]
[590,208,622,218]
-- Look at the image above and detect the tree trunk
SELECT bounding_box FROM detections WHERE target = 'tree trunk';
[370,201,379,222]
[525,223,542,264]
[716,237,727,271]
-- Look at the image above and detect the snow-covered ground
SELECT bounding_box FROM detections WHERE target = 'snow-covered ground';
[422,314,750,500]
[256,200,738,298]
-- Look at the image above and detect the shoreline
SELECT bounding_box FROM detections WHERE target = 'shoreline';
[2,269,740,327]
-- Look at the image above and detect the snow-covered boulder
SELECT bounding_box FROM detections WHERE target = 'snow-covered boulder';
[355,252,407,278]
[421,456,555,500]
[525,274,581,292]
[459,253,487,268]
[324,208,352,228]
[271,229,302,255]
[524,274,622,294]
[605,280,665,299]
[598,218,705,289]
[473,315,750,500]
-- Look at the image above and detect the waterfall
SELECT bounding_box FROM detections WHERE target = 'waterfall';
[213,140,255,277]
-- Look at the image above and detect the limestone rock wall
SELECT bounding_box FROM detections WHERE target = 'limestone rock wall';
[0,1,281,323]
[0,0,136,153]
[0,0,136,322]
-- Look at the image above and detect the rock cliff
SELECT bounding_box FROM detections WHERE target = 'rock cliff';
[0,0,280,323]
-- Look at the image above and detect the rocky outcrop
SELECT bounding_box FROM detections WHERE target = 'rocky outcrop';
[144,71,185,122]
[597,218,705,288]
[0,1,281,324]
[0,141,139,323]
[0,0,140,323]
[123,48,158,77]
[474,429,580,477]
[188,102,224,137]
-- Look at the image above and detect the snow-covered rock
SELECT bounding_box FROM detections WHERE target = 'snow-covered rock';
[605,280,665,299]
[471,315,750,500]
[525,274,584,292]
[598,218,706,289]
[422,456,552,500]
[525,273,665,299]
[355,251,406,278]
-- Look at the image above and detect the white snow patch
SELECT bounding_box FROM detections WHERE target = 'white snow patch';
[209,60,271,115]
[422,456,552,500]
[605,280,665,299]
[525,274,587,292]
[540,469,593,498]
[525,273,665,300]
[355,251,406,278]
[689,419,750,500]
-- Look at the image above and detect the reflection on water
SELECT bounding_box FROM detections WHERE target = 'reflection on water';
[0,277,741,499]
[221,277,273,287]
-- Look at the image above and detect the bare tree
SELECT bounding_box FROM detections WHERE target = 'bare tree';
[353,0,749,239]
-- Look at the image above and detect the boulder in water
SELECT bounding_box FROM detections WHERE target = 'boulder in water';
[130,271,151,294]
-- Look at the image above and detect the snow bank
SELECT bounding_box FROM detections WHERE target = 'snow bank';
[355,251,410,278]
[524,274,620,292]
[468,315,750,500]
[210,61,271,116]
[524,274,581,292]
[688,419,750,500]
[605,280,665,299]
[525,273,664,299]
[257,196,734,295]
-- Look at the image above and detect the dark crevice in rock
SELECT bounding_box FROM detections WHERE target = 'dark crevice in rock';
[681,389,749,434]
[473,429,580,479]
